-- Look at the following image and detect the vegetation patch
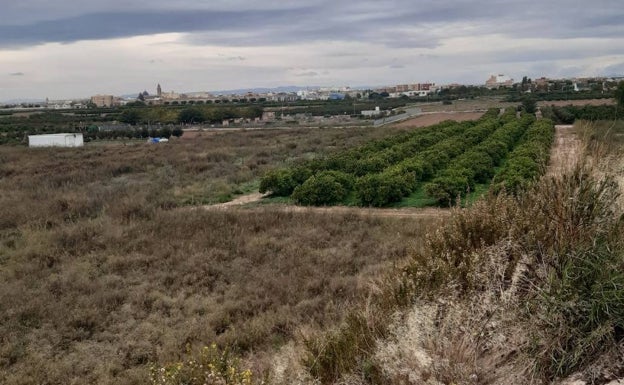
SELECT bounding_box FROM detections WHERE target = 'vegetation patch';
[261,109,556,207]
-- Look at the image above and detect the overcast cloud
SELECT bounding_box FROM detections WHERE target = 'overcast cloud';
[1,0,623,100]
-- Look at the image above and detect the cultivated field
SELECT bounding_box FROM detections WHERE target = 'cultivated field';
[391,111,484,128]
[259,109,554,207]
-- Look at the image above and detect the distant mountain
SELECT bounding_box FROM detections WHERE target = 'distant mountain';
[209,85,315,95]
[1,98,46,105]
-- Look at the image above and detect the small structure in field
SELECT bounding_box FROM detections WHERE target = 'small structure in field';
[147,137,169,144]
[28,133,84,148]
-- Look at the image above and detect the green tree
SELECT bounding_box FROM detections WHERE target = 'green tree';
[119,109,142,125]
[615,81,624,107]
[178,107,205,124]
[522,96,537,114]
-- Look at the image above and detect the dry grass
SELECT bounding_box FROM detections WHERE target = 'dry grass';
[0,126,444,385]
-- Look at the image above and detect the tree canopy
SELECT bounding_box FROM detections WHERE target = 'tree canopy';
[615,81,624,107]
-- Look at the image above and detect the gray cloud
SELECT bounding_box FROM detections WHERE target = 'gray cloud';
[295,71,319,77]
[1,0,623,101]
[1,1,621,49]
[10,72,25,76]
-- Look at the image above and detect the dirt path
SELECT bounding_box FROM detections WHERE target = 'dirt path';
[203,193,451,219]
[548,125,582,177]
[210,192,266,208]
[258,205,451,219]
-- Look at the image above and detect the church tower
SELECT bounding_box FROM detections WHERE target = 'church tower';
[157,83,162,97]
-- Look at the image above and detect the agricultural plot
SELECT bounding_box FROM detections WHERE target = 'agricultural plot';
[260,109,555,207]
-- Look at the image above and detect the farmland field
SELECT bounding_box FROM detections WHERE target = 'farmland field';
[260,109,555,207]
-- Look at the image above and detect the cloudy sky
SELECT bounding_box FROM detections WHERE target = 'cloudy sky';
[1,0,623,101]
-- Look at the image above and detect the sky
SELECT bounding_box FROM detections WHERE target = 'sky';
[1,0,623,101]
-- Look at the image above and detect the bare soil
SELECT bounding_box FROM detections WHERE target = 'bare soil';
[392,112,484,128]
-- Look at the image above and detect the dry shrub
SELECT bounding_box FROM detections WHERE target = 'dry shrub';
[0,207,436,384]
[390,167,623,384]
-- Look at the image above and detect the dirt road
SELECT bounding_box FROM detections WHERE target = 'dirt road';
[547,125,582,176]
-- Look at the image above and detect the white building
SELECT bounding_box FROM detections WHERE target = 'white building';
[361,106,383,117]
[485,74,514,89]
[28,133,84,148]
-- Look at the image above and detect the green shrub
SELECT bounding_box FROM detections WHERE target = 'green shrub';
[491,119,555,194]
[424,172,473,206]
[258,168,297,196]
[292,174,348,205]
[355,172,413,207]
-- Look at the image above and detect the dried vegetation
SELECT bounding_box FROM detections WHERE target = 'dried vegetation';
[0,125,442,385]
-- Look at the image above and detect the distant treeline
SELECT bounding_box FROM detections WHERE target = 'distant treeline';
[505,91,612,103]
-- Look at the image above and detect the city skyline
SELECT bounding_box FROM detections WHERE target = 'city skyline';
[1,0,623,101]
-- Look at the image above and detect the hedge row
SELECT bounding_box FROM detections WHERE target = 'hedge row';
[258,109,516,207]
[424,113,535,205]
[259,108,502,197]
[259,120,481,200]
[313,121,459,177]
[354,118,503,206]
[545,105,623,124]
[491,119,556,193]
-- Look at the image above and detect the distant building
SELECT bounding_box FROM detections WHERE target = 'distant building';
[90,94,119,107]
[28,133,84,148]
[160,91,180,100]
[262,111,276,121]
[485,74,514,89]
[361,106,383,117]
[389,90,430,98]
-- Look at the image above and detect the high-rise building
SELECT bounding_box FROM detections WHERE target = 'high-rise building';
[157,83,162,97]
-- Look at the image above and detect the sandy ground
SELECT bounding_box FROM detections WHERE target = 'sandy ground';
[547,125,583,177]
[392,111,484,128]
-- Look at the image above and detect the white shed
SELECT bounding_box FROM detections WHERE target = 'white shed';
[28,133,84,148]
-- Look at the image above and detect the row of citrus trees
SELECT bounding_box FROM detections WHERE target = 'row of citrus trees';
[259,109,555,207]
